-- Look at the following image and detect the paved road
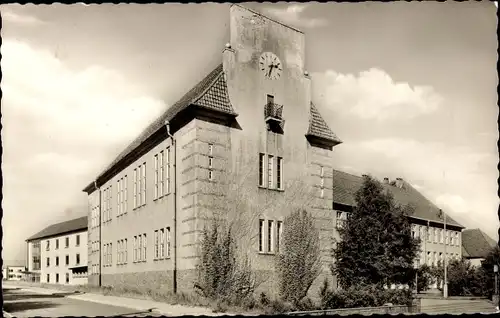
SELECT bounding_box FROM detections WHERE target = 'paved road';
[2,287,162,317]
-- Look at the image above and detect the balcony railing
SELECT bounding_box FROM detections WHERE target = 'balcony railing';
[264,102,284,122]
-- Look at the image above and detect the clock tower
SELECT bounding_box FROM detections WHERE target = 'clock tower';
[223,4,312,178]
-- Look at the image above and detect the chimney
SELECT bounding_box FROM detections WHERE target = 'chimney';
[383,177,389,184]
[395,178,404,189]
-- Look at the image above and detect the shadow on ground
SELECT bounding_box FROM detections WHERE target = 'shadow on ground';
[3,300,60,313]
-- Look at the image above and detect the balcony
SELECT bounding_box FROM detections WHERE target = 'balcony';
[264,102,284,134]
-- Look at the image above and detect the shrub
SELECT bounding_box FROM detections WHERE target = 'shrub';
[194,218,256,307]
[320,284,413,310]
[276,209,321,306]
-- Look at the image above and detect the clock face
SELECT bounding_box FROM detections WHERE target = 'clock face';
[259,52,282,80]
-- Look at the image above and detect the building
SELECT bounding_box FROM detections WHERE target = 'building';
[26,216,89,285]
[461,228,496,267]
[331,171,464,269]
[2,263,26,281]
[82,4,463,296]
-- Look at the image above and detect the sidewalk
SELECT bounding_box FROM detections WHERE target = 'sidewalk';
[2,283,222,316]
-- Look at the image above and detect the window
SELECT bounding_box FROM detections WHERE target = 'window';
[259,153,265,187]
[259,219,265,252]
[56,273,59,283]
[76,235,80,246]
[56,256,59,267]
[66,237,69,248]
[134,236,138,262]
[267,94,274,104]
[166,147,171,194]
[124,239,128,263]
[142,233,147,261]
[440,229,444,243]
[76,253,80,265]
[154,230,159,259]
[46,240,50,251]
[427,227,432,242]
[320,166,325,198]
[124,175,128,213]
[46,257,50,267]
[277,157,283,190]
[208,144,214,181]
[268,220,274,253]
[411,225,416,239]
[434,228,438,243]
[154,152,164,200]
[56,239,59,249]
[133,169,138,208]
[166,227,171,258]
[456,232,460,247]
[336,211,348,229]
[66,273,69,284]
[66,255,69,266]
[267,155,274,188]
[160,229,165,258]
[138,235,143,261]
[47,274,50,283]
[277,221,283,252]
[141,163,146,206]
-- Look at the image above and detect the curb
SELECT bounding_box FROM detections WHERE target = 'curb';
[3,311,14,318]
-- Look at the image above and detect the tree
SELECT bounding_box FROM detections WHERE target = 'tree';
[332,175,420,289]
[276,209,321,305]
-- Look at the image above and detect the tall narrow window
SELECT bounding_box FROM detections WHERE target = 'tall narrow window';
[259,219,265,252]
[76,253,80,265]
[117,179,121,216]
[160,228,165,258]
[427,227,431,242]
[56,239,59,249]
[159,151,164,197]
[268,155,274,188]
[440,229,444,243]
[154,154,159,200]
[124,175,128,213]
[133,169,137,209]
[166,147,171,194]
[154,230,159,259]
[259,153,265,187]
[65,237,69,248]
[166,227,171,258]
[268,220,274,253]
[267,94,274,104]
[277,157,283,190]
[208,144,214,181]
[76,235,80,246]
[277,221,283,252]
[124,238,128,263]
[141,163,146,206]
[133,236,138,262]
[320,166,325,198]
[142,233,147,262]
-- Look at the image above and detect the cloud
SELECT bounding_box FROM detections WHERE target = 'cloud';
[336,137,499,234]
[1,9,45,26]
[1,38,166,260]
[435,194,470,215]
[312,68,443,120]
[263,4,328,29]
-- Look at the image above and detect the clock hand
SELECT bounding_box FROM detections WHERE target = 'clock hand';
[267,65,274,77]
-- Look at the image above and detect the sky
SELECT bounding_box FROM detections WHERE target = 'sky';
[1,2,498,263]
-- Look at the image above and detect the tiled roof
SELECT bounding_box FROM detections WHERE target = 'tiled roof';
[26,216,88,241]
[462,228,496,259]
[84,64,236,191]
[331,170,463,228]
[307,102,342,145]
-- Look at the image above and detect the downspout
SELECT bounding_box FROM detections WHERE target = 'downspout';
[165,120,178,293]
[95,180,102,287]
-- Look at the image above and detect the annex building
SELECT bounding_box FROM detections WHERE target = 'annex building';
[83,5,463,296]
[26,216,89,285]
